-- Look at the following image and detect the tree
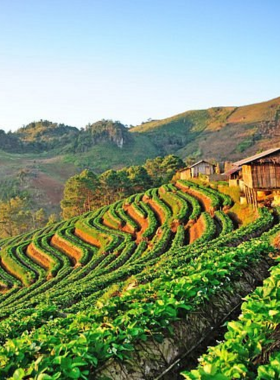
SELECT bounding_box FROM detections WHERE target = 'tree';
[33,208,48,228]
[99,170,121,205]
[144,155,185,186]
[47,213,60,226]
[126,166,152,192]
[60,169,100,219]
[144,157,165,186]
[0,197,32,237]
[160,154,185,182]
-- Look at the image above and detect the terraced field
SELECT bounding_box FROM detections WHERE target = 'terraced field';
[0,181,280,379]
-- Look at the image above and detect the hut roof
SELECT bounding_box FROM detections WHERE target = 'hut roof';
[222,166,242,177]
[177,167,191,173]
[178,160,215,173]
[234,147,280,166]
[189,160,215,169]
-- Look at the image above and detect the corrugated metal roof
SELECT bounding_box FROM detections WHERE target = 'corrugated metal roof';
[234,147,280,166]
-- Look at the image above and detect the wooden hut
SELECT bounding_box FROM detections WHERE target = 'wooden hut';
[179,160,215,180]
[234,147,280,206]
[222,166,242,187]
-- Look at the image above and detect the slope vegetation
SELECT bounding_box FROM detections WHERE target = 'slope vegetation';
[1,97,280,217]
[0,182,280,379]
[131,96,280,160]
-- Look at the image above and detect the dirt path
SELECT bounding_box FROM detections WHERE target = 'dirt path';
[189,215,205,244]
[75,228,102,248]
[144,198,166,225]
[26,242,51,270]
[124,204,149,243]
[51,234,82,264]
[176,182,213,213]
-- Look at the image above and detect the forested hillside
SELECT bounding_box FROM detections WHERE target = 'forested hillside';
[0,180,280,379]
[131,96,280,160]
[0,155,184,239]
[2,97,280,160]
[0,96,280,224]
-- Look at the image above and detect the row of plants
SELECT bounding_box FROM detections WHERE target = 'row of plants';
[0,183,227,310]
[139,201,158,239]
[0,210,103,310]
[0,182,244,379]
[159,184,190,224]
[1,243,37,286]
[177,180,222,209]
[27,238,63,277]
[190,180,233,207]
[157,207,273,275]
[215,210,234,235]
[182,250,280,379]
[0,193,270,330]
[0,233,75,313]
[191,211,217,245]
[130,199,147,219]
[168,184,201,221]
[0,236,273,379]
[0,202,268,325]
[115,202,139,232]
[146,188,172,224]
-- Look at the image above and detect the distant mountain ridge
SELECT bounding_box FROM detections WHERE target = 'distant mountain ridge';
[130,96,280,160]
[0,96,280,216]
[1,120,130,154]
[2,96,280,161]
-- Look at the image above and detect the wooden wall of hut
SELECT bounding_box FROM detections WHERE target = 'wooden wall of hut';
[251,164,280,189]
[242,163,280,190]
[242,165,253,188]
[180,169,191,180]
[191,162,214,177]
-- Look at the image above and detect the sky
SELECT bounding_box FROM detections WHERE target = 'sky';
[0,0,280,131]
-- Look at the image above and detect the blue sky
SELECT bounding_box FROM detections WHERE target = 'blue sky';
[0,0,280,131]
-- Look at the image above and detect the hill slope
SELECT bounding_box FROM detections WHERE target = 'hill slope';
[131,96,280,160]
[1,96,280,216]
[0,182,279,379]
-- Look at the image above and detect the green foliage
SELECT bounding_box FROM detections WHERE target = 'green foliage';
[0,197,48,238]
[182,242,280,379]
[61,155,184,220]
[0,182,279,379]
[61,169,100,219]
[144,154,185,186]
[236,136,255,153]
[215,210,234,235]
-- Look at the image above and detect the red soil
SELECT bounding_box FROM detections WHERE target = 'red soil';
[26,243,51,270]
[189,215,205,244]
[144,199,166,225]
[170,219,180,233]
[176,182,213,214]
[51,234,82,264]
[122,224,135,235]
[75,227,102,248]
[124,204,149,243]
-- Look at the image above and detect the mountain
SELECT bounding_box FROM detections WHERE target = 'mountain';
[3,96,280,161]
[130,96,280,160]
[0,96,280,215]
